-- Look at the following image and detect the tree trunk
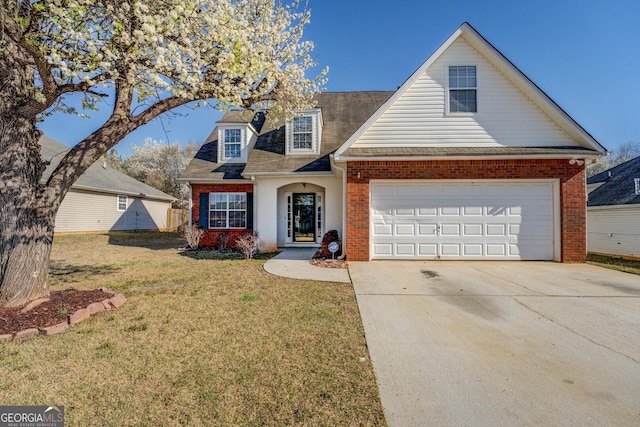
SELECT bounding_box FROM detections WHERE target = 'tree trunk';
[0,116,54,307]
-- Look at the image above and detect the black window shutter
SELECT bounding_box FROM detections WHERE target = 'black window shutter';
[246,192,253,229]
[199,192,209,228]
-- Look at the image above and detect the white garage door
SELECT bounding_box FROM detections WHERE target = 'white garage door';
[371,181,555,260]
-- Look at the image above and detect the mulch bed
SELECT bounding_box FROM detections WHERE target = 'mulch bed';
[310,259,348,269]
[0,289,113,335]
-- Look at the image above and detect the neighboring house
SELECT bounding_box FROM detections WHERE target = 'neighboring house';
[587,156,640,258]
[40,136,175,233]
[181,22,606,262]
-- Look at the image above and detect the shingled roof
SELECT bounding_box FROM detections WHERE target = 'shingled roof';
[180,91,394,180]
[588,156,640,206]
[39,135,175,201]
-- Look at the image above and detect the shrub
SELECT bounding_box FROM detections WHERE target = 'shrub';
[313,230,342,259]
[235,232,260,259]
[182,224,205,250]
[217,232,229,251]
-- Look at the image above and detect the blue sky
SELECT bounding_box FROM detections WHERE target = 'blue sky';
[39,0,640,155]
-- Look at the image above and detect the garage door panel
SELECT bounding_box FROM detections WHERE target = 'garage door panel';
[463,244,483,256]
[370,182,555,260]
[418,244,438,256]
[372,243,393,256]
[395,223,415,235]
[441,244,461,256]
[418,207,438,216]
[486,224,507,236]
[486,244,507,256]
[463,224,483,236]
[440,224,460,236]
[441,206,460,216]
[418,223,438,235]
[373,222,393,236]
[396,244,416,256]
[486,206,508,216]
[463,206,483,216]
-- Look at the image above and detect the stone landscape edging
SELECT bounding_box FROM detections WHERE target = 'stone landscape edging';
[0,289,126,341]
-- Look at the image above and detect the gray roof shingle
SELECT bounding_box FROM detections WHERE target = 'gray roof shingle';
[180,91,394,180]
[588,156,640,206]
[39,135,175,201]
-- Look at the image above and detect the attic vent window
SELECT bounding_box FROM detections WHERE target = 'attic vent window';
[635,177,640,195]
[449,65,477,113]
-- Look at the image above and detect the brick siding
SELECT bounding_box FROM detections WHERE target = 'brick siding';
[191,183,254,248]
[345,159,586,263]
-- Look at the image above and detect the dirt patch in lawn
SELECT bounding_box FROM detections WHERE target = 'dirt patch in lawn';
[0,289,113,335]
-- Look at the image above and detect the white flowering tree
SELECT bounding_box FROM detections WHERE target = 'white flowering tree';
[0,0,326,307]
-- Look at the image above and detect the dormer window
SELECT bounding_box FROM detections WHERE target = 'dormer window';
[286,109,323,155]
[217,124,257,163]
[448,65,477,113]
[293,116,313,150]
[224,129,242,158]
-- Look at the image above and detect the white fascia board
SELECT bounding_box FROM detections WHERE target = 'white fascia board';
[179,178,250,184]
[68,185,176,202]
[336,153,602,162]
[334,27,464,160]
[243,171,335,178]
[588,204,640,211]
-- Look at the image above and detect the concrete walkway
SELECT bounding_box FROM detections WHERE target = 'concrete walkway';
[263,248,351,283]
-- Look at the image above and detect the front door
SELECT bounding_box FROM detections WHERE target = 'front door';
[293,193,315,242]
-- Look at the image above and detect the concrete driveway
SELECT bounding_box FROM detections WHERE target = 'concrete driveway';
[350,261,640,426]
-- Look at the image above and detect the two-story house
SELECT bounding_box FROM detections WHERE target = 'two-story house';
[180,22,606,262]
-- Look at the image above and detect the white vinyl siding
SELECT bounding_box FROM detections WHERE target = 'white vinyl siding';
[370,181,556,260]
[55,189,170,232]
[588,206,640,258]
[351,38,575,149]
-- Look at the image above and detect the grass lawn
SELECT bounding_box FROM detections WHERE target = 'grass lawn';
[0,232,385,426]
[587,253,640,276]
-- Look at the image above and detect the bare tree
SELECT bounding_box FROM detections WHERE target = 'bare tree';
[588,141,640,176]
[114,138,200,208]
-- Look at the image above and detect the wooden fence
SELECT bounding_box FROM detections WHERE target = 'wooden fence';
[166,208,189,232]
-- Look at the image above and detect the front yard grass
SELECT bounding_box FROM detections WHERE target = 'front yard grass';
[587,253,640,276]
[0,232,385,426]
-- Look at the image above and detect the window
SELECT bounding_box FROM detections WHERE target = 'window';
[635,178,640,195]
[292,116,313,150]
[223,129,242,158]
[117,195,127,211]
[449,65,477,113]
[209,193,247,228]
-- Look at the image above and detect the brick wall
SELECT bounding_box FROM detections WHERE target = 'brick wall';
[345,159,586,263]
[191,183,254,248]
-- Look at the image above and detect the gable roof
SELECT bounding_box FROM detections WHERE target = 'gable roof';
[588,156,640,206]
[180,91,393,180]
[39,135,175,201]
[335,22,606,160]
